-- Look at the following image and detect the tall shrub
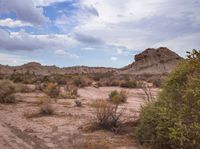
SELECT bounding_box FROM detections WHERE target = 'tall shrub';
[135,50,200,149]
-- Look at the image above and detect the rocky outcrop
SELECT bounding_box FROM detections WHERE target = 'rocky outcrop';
[120,47,183,75]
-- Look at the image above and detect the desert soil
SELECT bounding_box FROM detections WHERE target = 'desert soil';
[0,87,159,149]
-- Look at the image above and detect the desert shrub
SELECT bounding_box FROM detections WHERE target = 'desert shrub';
[151,78,162,88]
[135,50,200,149]
[59,85,78,99]
[10,73,37,84]
[43,83,60,98]
[0,80,16,103]
[120,80,137,88]
[75,100,82,107]
[93,99,124,132]
[73,76,87,87]
[140,84,154,103]
[39,97,54,115]
[16,84,33,93]
[109,90,127,104]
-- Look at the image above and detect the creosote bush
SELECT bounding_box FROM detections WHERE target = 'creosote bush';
[0,80,16,103]
[109,90,127,104]
[135,50,200,149]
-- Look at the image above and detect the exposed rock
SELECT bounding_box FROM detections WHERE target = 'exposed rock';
[120,47,183,75]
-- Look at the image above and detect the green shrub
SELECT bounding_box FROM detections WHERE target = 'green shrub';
[109,90,127,104]
[0,80,16,103]
[120,80,137,88]
[135,50,200,149]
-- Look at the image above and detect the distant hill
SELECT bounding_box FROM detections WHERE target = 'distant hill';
[120,47,183,75]
[0,47,183,76]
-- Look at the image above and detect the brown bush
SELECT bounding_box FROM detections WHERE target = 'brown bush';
[93,99,124,133]
[39,97,54,115]
[75,100,82,107]
[0,80,16,103]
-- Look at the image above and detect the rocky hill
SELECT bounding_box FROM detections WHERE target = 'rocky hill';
[0,47,183,76]
[120,47,183,75]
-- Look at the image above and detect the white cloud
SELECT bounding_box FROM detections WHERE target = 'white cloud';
[0,0,48,25]
[111,56,117,61]
[33,0,71,6]
[0,53,36,66]
[54,49,79,59]
[0,29,79,51]
[0,18,32,28]
[153,33,200,57]
[71,0,200,55]
[81,47,95,51]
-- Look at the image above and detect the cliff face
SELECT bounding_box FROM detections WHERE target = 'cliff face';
[120,47,183,75]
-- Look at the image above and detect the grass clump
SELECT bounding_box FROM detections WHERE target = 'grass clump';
[0,80,16,103]
[109,90,127,104]
[135,50,200,149]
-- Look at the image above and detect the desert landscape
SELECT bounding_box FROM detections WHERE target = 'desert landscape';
[0,0,200,148]
[0,86,159,149]
[0,47,191,149]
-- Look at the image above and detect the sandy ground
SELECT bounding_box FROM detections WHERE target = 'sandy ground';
[0,87,159,149]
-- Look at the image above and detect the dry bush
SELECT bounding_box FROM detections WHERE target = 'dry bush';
[75,100,82,107]
[39,97,54,115]
[140,84,154,103]
[38,83,60,98]
[59,85,78,99]
[92,99,124,133]
[16,84,33,93]
[72,76,90,87]
[108,90,127,104]
[0,80,16,103]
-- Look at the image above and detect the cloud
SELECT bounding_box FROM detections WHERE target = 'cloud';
[111,56,117,61]
[0,53,36,66]
[72,0,200,55]
[81,47,95,51]
[34,0,72,6]
[0,0,48,25]
[0,29,79,51]
[54,3,99,32]
[72,33,104,45]
[54,49,79,59]
[0,18,32,28]
[153,33,200,57]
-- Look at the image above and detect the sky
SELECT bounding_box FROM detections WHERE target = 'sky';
[0,0,199,68]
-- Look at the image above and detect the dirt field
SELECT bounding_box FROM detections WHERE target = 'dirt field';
[0,87,159,149]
